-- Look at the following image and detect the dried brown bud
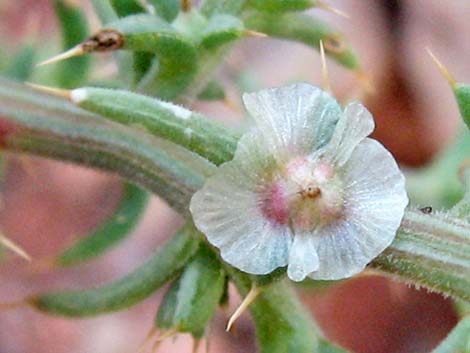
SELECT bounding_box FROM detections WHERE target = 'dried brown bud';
[82,29,125,53]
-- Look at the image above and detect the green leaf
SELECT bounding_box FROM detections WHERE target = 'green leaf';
[69,86,239,165]
[53,0,90,88]
[431,316,470,353]
[156,242,225,338]
[56,182,149,267]
[0,79,214,214]
[106,14,198,99]
[28,221,200,317]
[244,12,360,70]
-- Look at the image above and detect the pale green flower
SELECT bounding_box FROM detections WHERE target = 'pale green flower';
[190,83,408,281]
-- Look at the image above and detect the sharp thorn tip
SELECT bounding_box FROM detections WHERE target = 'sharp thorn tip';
[26,83,71,99]
[226,286,261,332]
[0,234,31,262]
[319,40,331,93]
[426,47,457,86]
[36,46,85,67]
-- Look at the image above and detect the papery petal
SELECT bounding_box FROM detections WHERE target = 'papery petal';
[242,83,341,161]
[287,230,319,282]
[190,130,292,275]
[320,102,375,167]
[310,138,408,280]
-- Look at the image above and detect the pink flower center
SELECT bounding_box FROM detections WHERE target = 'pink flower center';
[259,182,289,226]
[259,158,343,230]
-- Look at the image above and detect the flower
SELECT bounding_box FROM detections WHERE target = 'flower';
[190,83,408,281]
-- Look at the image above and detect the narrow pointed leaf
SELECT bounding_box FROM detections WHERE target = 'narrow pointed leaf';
[156,243,225,338]
[69,86,239,165]
[29,221,200,317]
[0,79,214,214]
[244,12,359,69]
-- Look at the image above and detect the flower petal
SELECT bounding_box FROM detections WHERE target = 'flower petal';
[310,138,408,280]
[287,230,319,282]
[242,83,341,161]
[321,102,375,167]
[190,130,292,275]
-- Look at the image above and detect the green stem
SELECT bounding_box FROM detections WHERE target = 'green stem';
[372,209,470,302]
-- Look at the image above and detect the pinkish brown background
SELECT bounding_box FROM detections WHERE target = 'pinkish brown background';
[1,1,469,352]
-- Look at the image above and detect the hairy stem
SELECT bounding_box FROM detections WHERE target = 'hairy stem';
[372,209,470,301]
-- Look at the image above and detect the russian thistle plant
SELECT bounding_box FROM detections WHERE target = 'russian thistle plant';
[0,1,469,352]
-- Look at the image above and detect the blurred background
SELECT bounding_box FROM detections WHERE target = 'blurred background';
[1,0,470,352]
